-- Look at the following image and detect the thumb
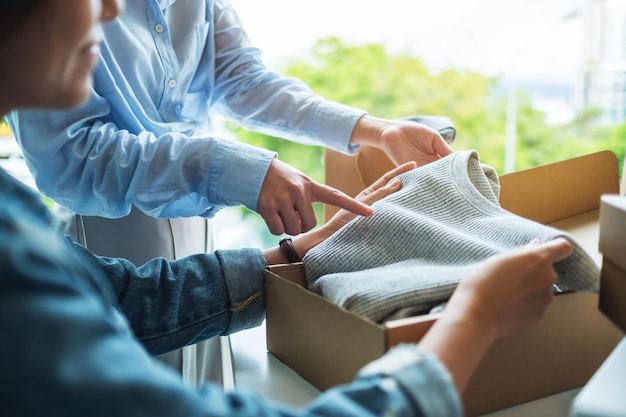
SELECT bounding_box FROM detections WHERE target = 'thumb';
[532,237,574,263]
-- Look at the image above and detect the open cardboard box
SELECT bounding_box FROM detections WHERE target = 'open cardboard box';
[265,149,624,416]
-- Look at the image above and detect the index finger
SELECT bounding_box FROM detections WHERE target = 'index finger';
[312,183,374,217]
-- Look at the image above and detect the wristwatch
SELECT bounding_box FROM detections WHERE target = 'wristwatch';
[279,237,302,263]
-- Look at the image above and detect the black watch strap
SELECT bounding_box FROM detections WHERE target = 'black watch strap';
[279,237,302,263]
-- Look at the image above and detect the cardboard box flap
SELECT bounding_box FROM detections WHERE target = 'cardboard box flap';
[385,313,440,347]
[498,151,619,224]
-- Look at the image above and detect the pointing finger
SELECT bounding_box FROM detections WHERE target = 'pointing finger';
[312,183,373,217]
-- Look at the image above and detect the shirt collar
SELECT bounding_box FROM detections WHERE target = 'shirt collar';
[156,0,177,10]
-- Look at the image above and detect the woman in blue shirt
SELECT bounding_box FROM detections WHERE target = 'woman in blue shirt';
[0,1,574,415]
[7,0,453,232]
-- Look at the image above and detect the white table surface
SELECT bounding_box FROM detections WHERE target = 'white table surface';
[569,337,626,417]
[229,321,581,416]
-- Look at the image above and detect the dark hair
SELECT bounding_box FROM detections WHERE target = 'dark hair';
[0,0,41,40]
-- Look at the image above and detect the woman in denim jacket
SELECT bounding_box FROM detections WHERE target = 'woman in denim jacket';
[0,1,572,415]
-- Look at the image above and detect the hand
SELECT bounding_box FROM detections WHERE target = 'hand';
[378,120,455,166]
[350,115,455,167]
[322,161,417,235]
[418,238,574,393]
[262,162,416,265]
[257,158,373,236]
[448,238,574,339]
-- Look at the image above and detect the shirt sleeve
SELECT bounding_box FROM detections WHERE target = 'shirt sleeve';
[7,104,276,219]
[209,0,367,154]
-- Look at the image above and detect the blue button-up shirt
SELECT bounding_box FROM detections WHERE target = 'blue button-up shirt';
[7,0,365,219]
[0,167,462,417]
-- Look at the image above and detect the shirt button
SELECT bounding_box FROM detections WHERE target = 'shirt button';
[168,79,177,88]
[155,24,164,33]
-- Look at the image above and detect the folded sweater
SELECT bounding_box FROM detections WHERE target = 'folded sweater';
[303,150,599,323]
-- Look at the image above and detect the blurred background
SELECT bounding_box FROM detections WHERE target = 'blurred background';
[216,0,626,249]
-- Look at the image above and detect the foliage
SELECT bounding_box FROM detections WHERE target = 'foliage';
[281,38,510,171]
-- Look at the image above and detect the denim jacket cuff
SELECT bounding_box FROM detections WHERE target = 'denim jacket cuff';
[217,249,267,334]
[358,344,463,417]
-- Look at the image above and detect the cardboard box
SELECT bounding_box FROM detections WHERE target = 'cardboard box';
[599,195,626,334]
[266,150,624,416]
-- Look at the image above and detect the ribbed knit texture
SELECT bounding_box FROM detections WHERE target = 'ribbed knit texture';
[303,150,600,323]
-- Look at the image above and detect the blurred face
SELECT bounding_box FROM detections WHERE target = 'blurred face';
[0,0,123,113]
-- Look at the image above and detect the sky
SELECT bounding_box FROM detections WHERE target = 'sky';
[231,0,588,87]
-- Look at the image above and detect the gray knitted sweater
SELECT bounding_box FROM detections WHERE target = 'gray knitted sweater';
[303,150,599,323]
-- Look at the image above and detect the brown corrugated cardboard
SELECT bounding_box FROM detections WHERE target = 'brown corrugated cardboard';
[599,259,626,334]
[267,150,623,416]
[599,195,626,333]
[599,195,626,270]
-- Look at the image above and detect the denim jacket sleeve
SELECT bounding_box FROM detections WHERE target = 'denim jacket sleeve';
[69,239,267,356]
[7,102,277,219]
[2,263,463,417]
[0,170,462,417]
[2,265,462,417]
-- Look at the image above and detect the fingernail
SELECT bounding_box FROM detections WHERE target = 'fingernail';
[390,179,402,188]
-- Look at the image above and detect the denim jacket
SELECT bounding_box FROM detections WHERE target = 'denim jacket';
[0,168,462,417]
